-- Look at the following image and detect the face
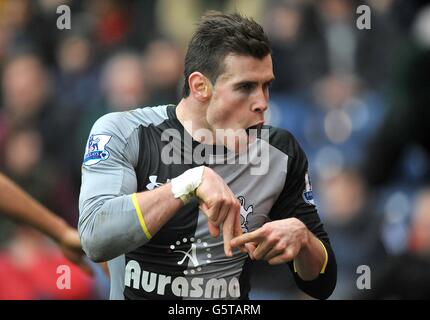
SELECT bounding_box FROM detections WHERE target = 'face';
[205,54,274,149]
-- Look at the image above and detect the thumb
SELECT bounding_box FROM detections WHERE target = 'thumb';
[245,242,257,260]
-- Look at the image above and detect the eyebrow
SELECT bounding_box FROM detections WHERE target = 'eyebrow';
[233,77,276,87]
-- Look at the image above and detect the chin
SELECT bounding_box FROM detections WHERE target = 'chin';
[227,136,250,154]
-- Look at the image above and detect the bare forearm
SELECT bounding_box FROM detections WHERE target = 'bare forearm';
[294,231,327,281]
[0,173,68,242]
[134,183,183,236]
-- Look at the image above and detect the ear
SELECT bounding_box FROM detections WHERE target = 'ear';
[188,72,212,102]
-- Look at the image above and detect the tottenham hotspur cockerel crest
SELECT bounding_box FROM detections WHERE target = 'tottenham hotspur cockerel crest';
[238,196,253,233]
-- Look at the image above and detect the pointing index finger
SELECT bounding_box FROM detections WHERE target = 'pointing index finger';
[230,228,263,248]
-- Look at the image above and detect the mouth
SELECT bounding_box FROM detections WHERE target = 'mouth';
[245,122,264,136]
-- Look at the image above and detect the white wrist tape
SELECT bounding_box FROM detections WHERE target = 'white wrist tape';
[171,166,205,204]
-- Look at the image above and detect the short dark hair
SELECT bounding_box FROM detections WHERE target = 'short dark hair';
[182,11,271,97]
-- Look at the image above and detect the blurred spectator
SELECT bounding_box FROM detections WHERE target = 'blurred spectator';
[318,169,386,299]
[316,0,392,86]
[362,5,430,187]
[100,51,148,111]
[156,0,266,49]
[4,128,43,180]
[2,127,77,225]
[126,0,158,50]
[362,188,430,299]
[54,33,101,111]
[0,54,79,208]
[85,0,132,55]
[0,0,63,65]
[0,0,34,54]
[142,39,183,106]
[267,0,399,93]
[0,54,78,162]
[263,1,305,94]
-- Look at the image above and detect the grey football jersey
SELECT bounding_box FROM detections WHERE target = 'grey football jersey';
[79,105,336,300]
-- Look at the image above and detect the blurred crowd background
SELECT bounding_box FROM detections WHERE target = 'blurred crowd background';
[0,0,429,300]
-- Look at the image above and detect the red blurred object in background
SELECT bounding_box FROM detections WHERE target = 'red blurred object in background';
[0,227,94,300]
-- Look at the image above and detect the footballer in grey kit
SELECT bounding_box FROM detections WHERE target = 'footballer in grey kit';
[79,105,336,299]
[79,12,336,300]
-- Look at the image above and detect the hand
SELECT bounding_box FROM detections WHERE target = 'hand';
[196,167,243,257]
[59,227,93,276]
[230,218,309,264]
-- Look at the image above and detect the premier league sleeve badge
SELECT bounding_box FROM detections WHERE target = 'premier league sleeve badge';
[83,134,112,166]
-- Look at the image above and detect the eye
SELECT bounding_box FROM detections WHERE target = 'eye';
[238,83,256,92]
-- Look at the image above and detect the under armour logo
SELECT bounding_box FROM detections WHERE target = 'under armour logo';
[146,175,165,190]
[238,196,253,233]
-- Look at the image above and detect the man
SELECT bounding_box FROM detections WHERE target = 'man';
[79,12,336,300]
[0,172,91,275]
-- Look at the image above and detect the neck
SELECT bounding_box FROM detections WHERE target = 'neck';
[176,98,213,144]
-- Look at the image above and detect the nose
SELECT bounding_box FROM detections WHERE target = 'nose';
[252,103,268,113]
[251,89,269,113]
